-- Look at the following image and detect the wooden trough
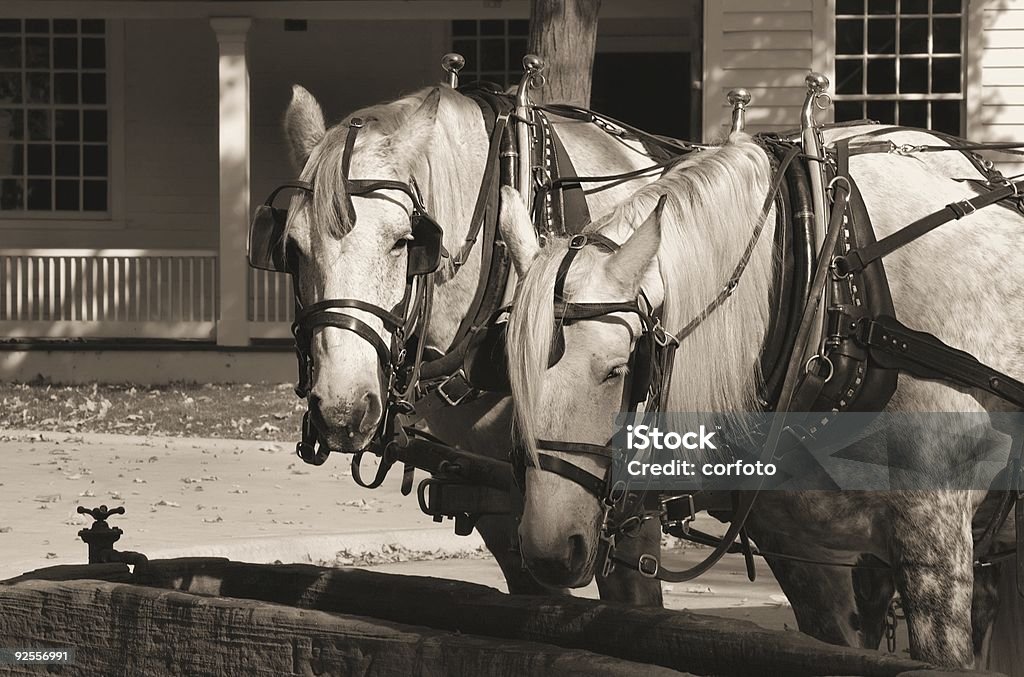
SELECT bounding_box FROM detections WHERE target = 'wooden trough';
[0,558,1005,677]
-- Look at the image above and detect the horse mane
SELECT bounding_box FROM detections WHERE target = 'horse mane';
[289,86,486,280]
[508,133,776,457]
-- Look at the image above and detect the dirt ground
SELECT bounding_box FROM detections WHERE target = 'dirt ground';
[0,428,916,654]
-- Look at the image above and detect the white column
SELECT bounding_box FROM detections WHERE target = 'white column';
[211,17,252,346]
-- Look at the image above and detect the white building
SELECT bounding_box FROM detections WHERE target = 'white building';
[0,0,1012,382]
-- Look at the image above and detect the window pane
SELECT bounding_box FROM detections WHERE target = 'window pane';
[931,100,961,135]
[451,20,475,37]
[508,38,527,67]
[83,145,106,176]
[867,58,896,94]
[479,39,504,72]
[866,99,896,123]
[82,73,106,105]
[868,18,896,54]
[82,110,106,142]
[508,19,529,35]
[27,109,51,140]
[27,143,50,174]
[25,72,50,103]
[26,178,51,209]
[837,0,864,13]
[900,18,928,54]
[902,0,929,13]
[480,20,504,36]
[933,18,961,53]
[53,19,77,34]
[835,100,864,121]
[53,72,77,103]
[53,37,77,69]
[932,57,961,93]
[868,0,896,13]
[55,109,79,141]
[24,20,49,34]
[0,20,21,34]
[0,72,21,103]
[82,38,104,69]
[25,36,49,68]
[0,36,22,68]
[836,59,864,94]
[0,143,24,174]
[899,58,928,93]
[0,178,23,210]
[0,109,23,140]
[83,179,106,211]
[837,19,864,54]
[54,143,78,176]
[55,178,78,210]
[898,100,928,127]
[932,0,962,13]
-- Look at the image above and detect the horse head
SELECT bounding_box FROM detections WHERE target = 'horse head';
[280,85,487,452]
[501,136,775,586]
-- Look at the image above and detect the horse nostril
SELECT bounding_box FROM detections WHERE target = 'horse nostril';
[359,391,382,435]
[568,534,588,573]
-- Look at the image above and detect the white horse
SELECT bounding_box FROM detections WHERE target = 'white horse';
[279,83,669,603]
[500,127,1022,668]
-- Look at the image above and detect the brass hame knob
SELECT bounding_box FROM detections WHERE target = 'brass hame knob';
[441,52,466,88]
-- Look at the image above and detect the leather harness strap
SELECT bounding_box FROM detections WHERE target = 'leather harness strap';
[834,179,1024,277]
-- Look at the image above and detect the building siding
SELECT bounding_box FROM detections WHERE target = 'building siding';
[968,0,1024,175]
[703,0,831,142]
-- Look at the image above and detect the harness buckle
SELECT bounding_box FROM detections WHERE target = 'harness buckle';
[660,493,696,528]
[568,234,587,250]
[435,369,477,407]
[948,198,977,219]
[637,553,660,578]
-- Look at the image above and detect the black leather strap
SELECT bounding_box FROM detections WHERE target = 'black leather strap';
[835,180,1024,277]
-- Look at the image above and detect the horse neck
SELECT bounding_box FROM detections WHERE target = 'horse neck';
[425,114,655,351]
[661,145,777,414]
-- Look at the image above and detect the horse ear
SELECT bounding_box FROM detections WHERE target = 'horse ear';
[499,187,539,276]
[389,88,441,170]
[284,85,326,170]
[605,195,665,295]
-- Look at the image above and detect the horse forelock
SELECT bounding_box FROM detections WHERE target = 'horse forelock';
[286,86,485,264]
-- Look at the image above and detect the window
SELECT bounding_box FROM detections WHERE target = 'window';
[834,0,964,135]
[451,19,529,89]
[0,18,109,216]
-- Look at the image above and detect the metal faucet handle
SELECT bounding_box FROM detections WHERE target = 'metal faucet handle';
[77,504,125,522]
[441,53,466,88]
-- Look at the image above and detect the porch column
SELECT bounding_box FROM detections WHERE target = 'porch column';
[211,17,252,346]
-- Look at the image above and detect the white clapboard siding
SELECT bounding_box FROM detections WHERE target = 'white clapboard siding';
[0,249,217,339]
[967,2,1024,172]
[248,269,294,339]
[704,0,829,142]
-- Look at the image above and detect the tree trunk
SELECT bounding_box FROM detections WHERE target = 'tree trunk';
[528,0,602,107]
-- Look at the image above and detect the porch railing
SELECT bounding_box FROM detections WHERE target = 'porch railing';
[0,249,218,340]
[248,268,293,339]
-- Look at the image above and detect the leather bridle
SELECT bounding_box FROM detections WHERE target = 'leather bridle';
[250,116,448,466]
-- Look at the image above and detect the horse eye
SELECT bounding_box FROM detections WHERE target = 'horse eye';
[604,365,629,382]
[391,235,413,252]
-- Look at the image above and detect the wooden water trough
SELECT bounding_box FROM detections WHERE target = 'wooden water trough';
[0,558,1004,677]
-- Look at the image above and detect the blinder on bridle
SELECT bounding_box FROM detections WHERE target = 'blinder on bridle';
[547,233,659,410]
[247,117,448,466]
